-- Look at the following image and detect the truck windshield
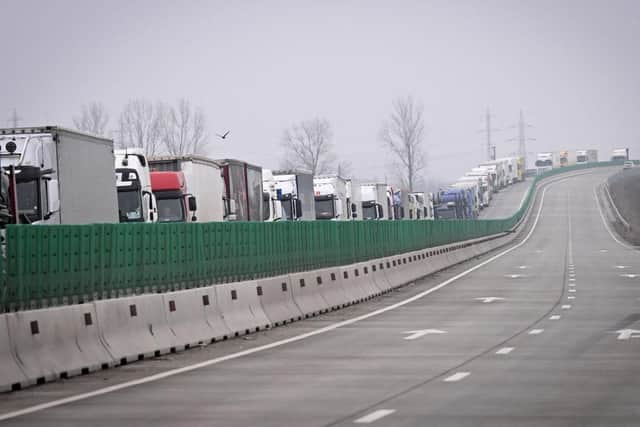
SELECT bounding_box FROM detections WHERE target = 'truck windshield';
[117,189,143,222]
[577,155,587,162]
[362,205,377,220]
[17,179,41,223]
[157,198,185,222]
[315,199,335,219]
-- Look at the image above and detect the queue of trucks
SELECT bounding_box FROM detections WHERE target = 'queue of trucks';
[0,126,632,227]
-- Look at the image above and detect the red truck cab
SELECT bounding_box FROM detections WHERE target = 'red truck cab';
[150,171,197,222]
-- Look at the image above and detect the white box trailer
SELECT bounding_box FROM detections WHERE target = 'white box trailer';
[149,155,225,222]
[576,149,598,164]
[0,126,118,224]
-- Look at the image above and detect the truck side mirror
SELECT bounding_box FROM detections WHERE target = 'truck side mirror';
[295,199,303,219]
[188,196,197,212]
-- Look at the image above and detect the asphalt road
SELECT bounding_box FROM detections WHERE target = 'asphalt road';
[479,179,532,219]
[1,168,639,427]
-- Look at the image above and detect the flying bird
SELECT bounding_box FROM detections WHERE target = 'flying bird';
[216,130,230,140]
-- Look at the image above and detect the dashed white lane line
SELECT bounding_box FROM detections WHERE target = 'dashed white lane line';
[569,283,576,287]
[529,329,544,335]
[569,278,575,281]
[549,315,561,320]
[496,347,514,355]
[562,305,572,309]
[568,296,576,300]
[444,372,471,382]
[569,289,576,293]
[354,409,396,424]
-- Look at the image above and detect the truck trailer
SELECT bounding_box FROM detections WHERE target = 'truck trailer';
[0,126,118,225]
[611,148,629,162]
[216,159,264,221]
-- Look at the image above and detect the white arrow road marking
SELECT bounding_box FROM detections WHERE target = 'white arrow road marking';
[505,274,525,279]
[529,329,544,335]
[615,329,640,340]
[562,305,572,309]
[620,274,639,279]
[496,347,514,355]
[568,296,576,300]
[444,372,470,382]
[549,315,561,320]
[474,297,506,303]
[402,329,447,340]
[354,409,396,424]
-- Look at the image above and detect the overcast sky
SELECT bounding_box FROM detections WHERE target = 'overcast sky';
[1,0,639,186]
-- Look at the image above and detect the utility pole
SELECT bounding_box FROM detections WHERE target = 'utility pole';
[479,108,499,161]
[507,109,535,169]
[7,108,22,128]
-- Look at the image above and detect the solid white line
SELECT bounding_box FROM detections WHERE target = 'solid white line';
[0,182,555,422]
[549,315,561,320]
[354,409,396,424]
[529,329,544,335]
[496,347,514,355]
[444,372,470,382]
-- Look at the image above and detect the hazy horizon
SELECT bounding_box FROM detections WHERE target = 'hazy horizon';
[2,0,638,187]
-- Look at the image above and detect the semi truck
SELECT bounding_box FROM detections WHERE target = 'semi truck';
[271,170,316,221]
[435,188,465,219]
[576,149,598,164]
[478,160,506,190]
[558,150,569,167]
[115,148,157,223]
[0,126,118,225]
[346,180,362,220]
[611,148,629,162]
[360,183,387,220]
[216,159,264,222]
[457,175,488,208]
[149,155,225,222]
[262,169,281,221]
[391,188,409,220]
[313,175,350,220]
[150,171,197,222]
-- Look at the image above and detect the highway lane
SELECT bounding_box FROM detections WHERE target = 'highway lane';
[479,179,532,219]
[1,168,637,427]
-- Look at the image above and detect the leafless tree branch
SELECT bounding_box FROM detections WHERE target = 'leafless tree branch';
[73,102,110,136]
[280,118,335,175]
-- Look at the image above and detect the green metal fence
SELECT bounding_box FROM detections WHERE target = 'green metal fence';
[0,161,619,311]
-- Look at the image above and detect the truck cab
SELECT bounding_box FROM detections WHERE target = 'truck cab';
[359,183,386,220]
[313,175,348,220]
[115,149,157,223]
[272,170,315,221]
[150,171,197,222]
[611,148,629,162]
[436,188,464,219]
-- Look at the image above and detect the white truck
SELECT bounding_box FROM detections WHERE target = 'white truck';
[346,180,362,220]
[457,175,488,208]
[576,149,598,164]
[478,161,505,190]
[611,148,629,162]
[270,170,316,221]
[149,155,225,222]
[535,152,554,174]
[0,126,118,224]
[497,157,519,185]
[115,148,157,223]
[451,180,481,217]
[262,169,281,221]
[313,175,350,220]
[408,192,431,219]
[360,183,388,220]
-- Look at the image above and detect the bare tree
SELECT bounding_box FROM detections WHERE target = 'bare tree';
[281,118,335,175]
[379,96,426,191]
[73,102,109,136]
[160,99,208,156]
[335,160,352,177]
[118,99,164,156]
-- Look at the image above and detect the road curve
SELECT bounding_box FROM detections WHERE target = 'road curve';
[1,168,638,427]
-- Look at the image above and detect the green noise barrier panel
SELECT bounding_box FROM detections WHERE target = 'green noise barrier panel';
[0,161,619,311]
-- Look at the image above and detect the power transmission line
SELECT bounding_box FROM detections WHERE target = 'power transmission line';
[478,107,499,161]
[506,109,535,168]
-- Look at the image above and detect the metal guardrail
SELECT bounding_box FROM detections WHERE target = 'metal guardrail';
[0,161,620,312]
